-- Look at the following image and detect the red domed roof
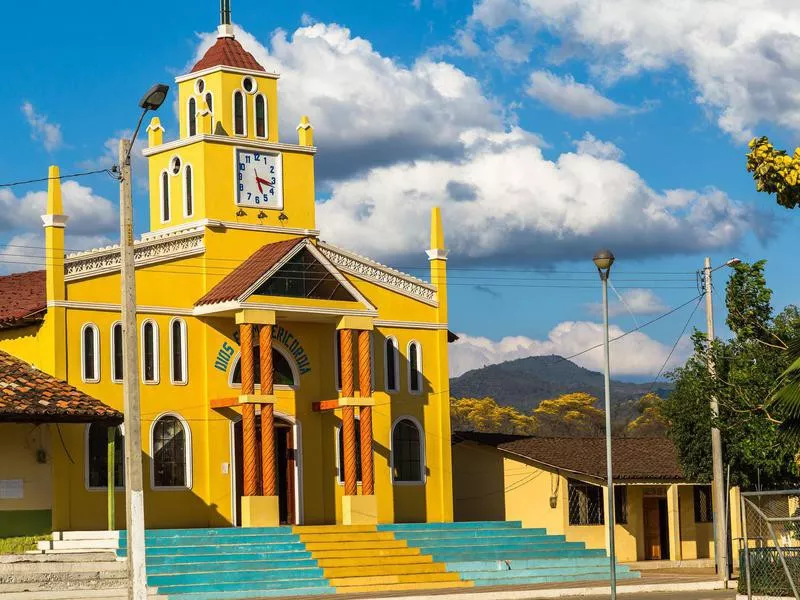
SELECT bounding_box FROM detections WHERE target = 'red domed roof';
[191,36,265,73]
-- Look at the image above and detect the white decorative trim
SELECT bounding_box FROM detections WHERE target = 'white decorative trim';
[110,321,123,384]
[204,219,320,237]
[64,228,205,281]
[80,323,100,384]
[390,416,426,486]
[142,134,315,157]
[217,23,235,38]
[41,214,69,228]
[384,336,400,394]
[242,76,258,95]
[140,320,160,385]
[47,301,194,316]
[169,318,188,385]
[426,248,449,261]
[85,424,124,492]
[149,412,193,491]
[296,120,313,131]
[374,320,448,330]
[176,65,279,84]
[407,340,423,395]
[318,242,437,306]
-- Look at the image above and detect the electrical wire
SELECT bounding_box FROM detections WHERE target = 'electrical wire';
[646,294,704,393]
[0,168,117,188]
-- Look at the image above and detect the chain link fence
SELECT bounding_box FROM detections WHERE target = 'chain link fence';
[740,490,800,599]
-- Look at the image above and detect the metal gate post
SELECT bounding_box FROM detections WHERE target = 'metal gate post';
[742,495,752,600]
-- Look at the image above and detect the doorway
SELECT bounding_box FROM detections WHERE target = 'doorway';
[643,497,670,560]
[233,415,297,525]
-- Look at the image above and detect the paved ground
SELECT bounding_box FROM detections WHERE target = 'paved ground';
[562,590,735,600]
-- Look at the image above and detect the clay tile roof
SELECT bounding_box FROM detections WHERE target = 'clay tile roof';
[498,437,685,482]
[0,270,46,329]
[196,238,305,306]
[192,37,266,73]
[0,350,122,424]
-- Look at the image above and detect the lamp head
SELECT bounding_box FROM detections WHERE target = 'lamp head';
[726,258,742,267]
[593,249,615,273]
[138,84,170,111]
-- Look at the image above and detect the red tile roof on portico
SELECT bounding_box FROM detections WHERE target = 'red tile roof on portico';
[0,350,122,424]
[191,36,266,73]
[196,237,305,306]
[0,270,46,329]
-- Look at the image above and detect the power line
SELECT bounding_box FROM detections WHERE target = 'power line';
[0,168,117,188]
[647,295,704,393]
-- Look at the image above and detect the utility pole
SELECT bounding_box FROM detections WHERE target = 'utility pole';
[704,256,729,586]
[119,138,147,600]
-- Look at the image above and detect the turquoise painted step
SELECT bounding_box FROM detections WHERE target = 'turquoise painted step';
[427,548,607,561]
[452,564,635,580]
[408,538,584,550]
[163,588,333,600]
[149,566,325,587]
[140,534,302,546]
[391,529,553,541]
[148,558,319,576]
[123,542,308,557]
[447,557,621,571]
[470,571,640,587]
[144,551,313,566]
[378,521,522,530]
[153,577,331,595]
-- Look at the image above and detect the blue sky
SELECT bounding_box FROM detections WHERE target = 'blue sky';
[2,0,799,381]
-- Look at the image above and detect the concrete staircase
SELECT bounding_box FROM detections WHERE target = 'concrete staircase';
[380,521,640,587]
[0,552,127,599]
[34,522,639,598]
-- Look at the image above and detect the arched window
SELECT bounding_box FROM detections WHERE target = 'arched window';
[337,418,362,483]
[170,318,187,384]
[184,165,194,217]
[81,323,100,383]
[141,320,159,383]
[151,414,191,488]
[231,347,295,387]
[111,322,123,383]
[408,341,422,394]
[160,171,170,222]
[188,97,197,136]
[392,418,423,483]
[384,337,399,393]
[205,92,213,115]
[233,91,245,135]
[86,424,124,489]
[255,94,267,138]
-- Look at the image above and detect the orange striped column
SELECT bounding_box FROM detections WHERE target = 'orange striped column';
[260,324,276,497]
[240,323,257,497]
[340,329,358,496]
[358,330,374,496]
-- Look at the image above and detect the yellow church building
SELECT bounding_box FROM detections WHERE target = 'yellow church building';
[0,11,454,534]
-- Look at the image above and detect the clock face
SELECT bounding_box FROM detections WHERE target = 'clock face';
[235,149,284,209]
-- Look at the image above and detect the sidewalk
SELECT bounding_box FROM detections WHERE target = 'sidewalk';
[322,569,729,600]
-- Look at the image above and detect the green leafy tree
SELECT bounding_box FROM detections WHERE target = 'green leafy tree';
[662,262,800,488]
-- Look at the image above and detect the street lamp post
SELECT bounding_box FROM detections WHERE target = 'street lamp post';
[703,256,740,586]
[593,249,616,600]
[118,83,169,600]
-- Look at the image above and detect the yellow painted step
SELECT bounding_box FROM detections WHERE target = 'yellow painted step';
[316,554,433,568]
[335,580,474,594]
[305,540,407,551]
[293,525,376,534]
[324,563,446,578]
[310,547,420,559]
[299,531,395,543]
[330,572,462,587]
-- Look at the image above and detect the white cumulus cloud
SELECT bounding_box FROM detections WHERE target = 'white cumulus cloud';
[21,102,63,152]
[574,132,624,161]
[467,0,800,141]
[449,321,690,377]
[586,288,670,319]
[527,71,622,118]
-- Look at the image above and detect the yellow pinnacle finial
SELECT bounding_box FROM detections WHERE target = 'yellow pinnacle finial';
[147,117,165,147]
[297,116,314,147]
[430,206,444,251]
[47,165,62,215]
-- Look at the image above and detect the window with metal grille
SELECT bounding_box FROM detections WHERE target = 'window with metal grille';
[694,485,713,523]
[568,479,604,525]
[615,485,628,524]
[392,419,423,483]
[152,415,188,488]
[87,424,124,488]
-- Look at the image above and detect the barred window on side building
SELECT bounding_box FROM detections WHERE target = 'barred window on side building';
[568,479,604,526]
[694,484,713,523]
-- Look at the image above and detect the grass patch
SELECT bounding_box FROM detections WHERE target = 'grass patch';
[0,535,49,555]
